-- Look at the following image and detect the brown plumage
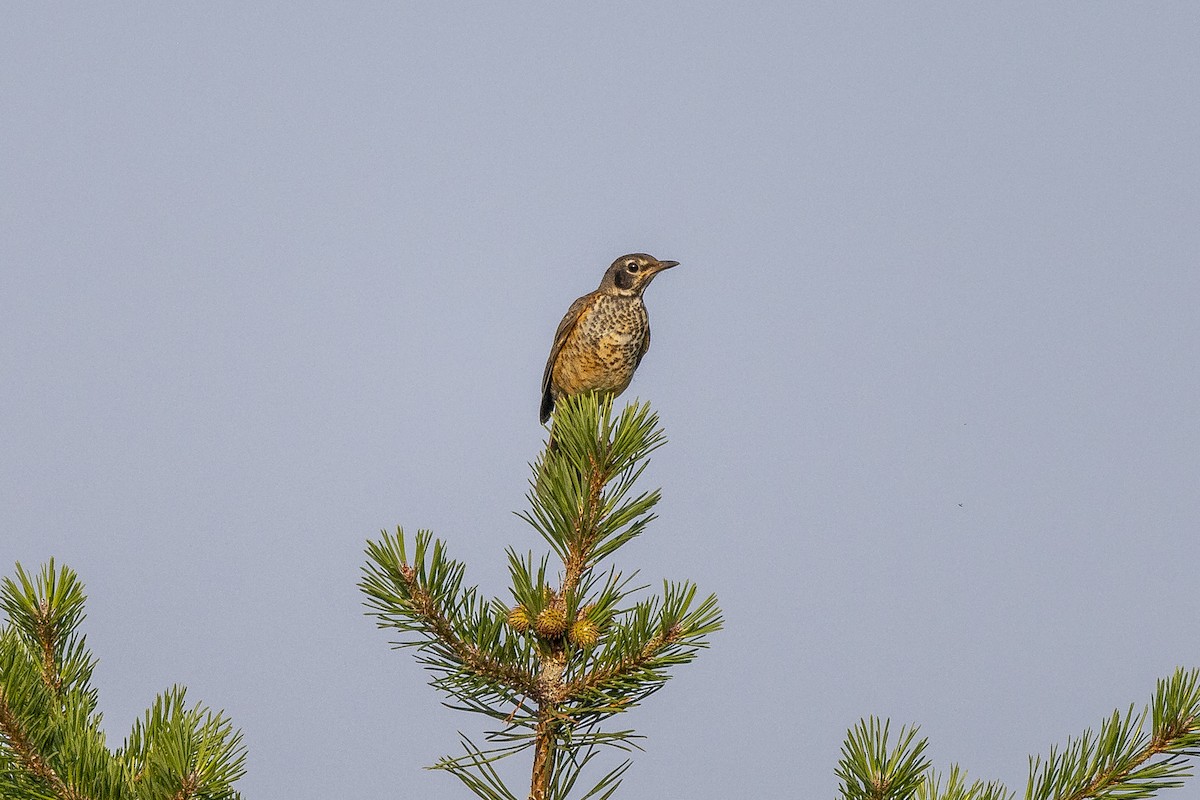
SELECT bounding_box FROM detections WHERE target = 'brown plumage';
[540,253,679,424]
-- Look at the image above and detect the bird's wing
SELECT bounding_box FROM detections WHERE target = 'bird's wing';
[540,292,594,423]
[634,320,650,369]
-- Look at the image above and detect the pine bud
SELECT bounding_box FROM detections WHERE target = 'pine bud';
[506,605,531,633]
[580,604,608,632]
[568,618,600,648]
[535,605,568,639]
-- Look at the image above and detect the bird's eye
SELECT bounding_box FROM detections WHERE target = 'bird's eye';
[626,262,640,273]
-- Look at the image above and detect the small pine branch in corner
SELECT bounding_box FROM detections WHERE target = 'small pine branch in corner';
[360,394,722,800]
[838,667,1200,800]
[0,559,247,800]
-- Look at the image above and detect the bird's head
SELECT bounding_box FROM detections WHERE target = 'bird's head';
[599,253,679,295]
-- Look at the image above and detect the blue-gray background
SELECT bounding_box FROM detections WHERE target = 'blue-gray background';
[3,4,1199,798]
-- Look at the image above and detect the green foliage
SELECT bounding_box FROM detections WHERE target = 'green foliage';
[360,395,722,800]
[1026,669,1200,800]
[842,667,1200,800]
[837,718,930,800]
[0,560,246,800]
[916,766,1012,800]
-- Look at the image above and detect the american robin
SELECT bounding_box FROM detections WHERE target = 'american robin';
[540,253,679,425]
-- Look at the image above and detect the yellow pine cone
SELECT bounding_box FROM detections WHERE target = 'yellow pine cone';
[506,605,532,633]
[569,618,600,648]
[534,604,568,639]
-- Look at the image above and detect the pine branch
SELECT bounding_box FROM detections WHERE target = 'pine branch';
[364,396,722,800]
[1,561,246,800]
[1026,668,1200,800]
[837,717,931,800]
[433,734,522,800]
[917,766,1012,800]
[561,583,721,710]
[521,397,665,576]
[1,562,104,800]
[118,685,247,800]
[843,669,1200,800]
[361,530,539,703]
[0,684,77,799]
[1,561,95,705]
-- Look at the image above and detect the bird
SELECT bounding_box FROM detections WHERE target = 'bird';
[540,253,679,425]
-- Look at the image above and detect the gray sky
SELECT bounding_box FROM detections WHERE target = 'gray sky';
[3,4,1199,799]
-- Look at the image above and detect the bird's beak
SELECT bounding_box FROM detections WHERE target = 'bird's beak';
[653,260,680,272]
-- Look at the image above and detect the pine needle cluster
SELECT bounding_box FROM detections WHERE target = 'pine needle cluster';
[359,395,722,800]
[838,668,1200,800]
[0,560,246,800]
